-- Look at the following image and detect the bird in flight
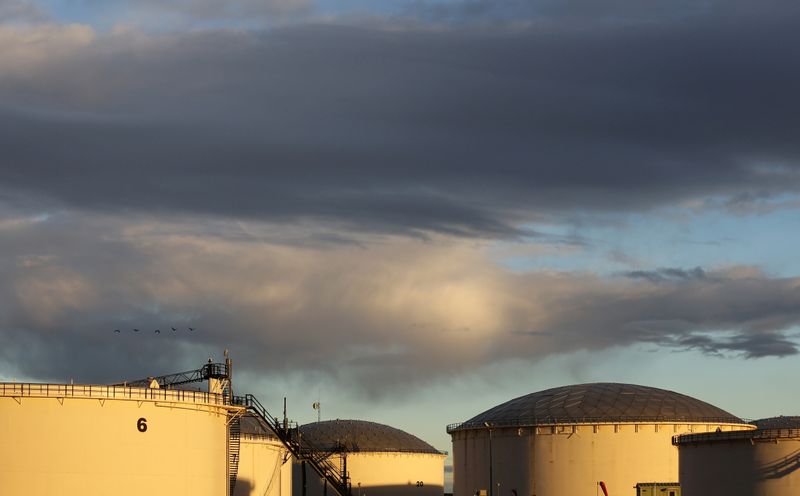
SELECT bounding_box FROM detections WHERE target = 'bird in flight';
[154,329,161,334]
[188,327,195,332]
[133,328,140,332]
[114,329,121,333]
[171,327,177,332]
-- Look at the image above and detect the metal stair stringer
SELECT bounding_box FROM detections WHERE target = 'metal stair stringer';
[228,414,242,496]
[233,394,351,496]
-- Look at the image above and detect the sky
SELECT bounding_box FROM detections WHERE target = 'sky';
[3,0,800,474]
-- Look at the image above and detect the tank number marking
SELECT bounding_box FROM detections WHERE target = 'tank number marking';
[416,481,424,487]
[137,417,148,432]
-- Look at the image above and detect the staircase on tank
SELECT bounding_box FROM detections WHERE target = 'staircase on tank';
[233,394,352,496]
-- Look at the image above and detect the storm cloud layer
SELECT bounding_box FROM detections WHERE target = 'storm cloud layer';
[3,2,800,235]
[2,0,800,395]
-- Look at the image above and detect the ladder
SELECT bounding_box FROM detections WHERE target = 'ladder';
[229,415,242,495]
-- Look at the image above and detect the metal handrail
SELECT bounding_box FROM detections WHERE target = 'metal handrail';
[0,382,225,405]
[673,428,800,446]
[447,416,751,433]
[113,362,228,389]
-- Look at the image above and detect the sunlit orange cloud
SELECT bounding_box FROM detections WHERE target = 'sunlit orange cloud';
[14,266,97,327]
[0,24,95,75]
[113,225,514,361]
[4,213,799,390]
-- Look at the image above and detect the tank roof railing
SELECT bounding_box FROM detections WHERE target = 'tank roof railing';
[673,427,800,446]
[447,416,750,433]
[0,382,226,406]
[241,432,281,442]
[298,445,448,456]
[113,362,228,389]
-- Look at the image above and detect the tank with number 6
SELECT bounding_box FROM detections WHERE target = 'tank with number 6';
[0,361,242,496]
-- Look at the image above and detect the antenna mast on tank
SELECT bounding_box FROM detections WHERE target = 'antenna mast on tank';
[224,349,233,400]
[283,397,289,432]
[313,401,321,423]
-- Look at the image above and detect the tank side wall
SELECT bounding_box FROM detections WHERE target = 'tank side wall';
[346,452,446,496]
[451,428,531,496]
[281,453,294,496]
[680,437,800,496]
[235,437,291,496]
[0,395,228,496]
[452,423,750,496]
[294,452,445,496]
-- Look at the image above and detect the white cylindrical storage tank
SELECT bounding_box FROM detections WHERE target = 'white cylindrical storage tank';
[447,383,754,496]
[293,420,446,496]
[675,416,800,495]
[235,415,293,496]
[0,381,238,496]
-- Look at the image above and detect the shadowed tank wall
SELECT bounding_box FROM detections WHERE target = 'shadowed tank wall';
[295,452,446,496]
[452,422,749,496]
[234,434,292,496]
[677,430,800,495]
[0,384,231,496]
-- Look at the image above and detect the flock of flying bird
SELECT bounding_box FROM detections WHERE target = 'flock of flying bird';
[114,327,196,334]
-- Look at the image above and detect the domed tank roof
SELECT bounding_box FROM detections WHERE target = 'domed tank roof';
[753,416,800,429]
[240,414,278,437]
[448,383,744,432]
[298,420,441,454]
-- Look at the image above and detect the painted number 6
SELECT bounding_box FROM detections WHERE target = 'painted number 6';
[137,417,148,432]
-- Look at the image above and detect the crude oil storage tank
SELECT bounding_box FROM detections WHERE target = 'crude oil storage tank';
[235,414,293,496]
[0,361,242,496]
[447,383,753,496]
[293,419,446,496]
[674,416,800,495]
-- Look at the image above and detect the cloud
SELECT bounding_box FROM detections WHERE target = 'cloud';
[507,267,800,358]
[124,0,312,27]
[0,0,50,24]
[2,209,800,396]
[623,267,707,283]
[1,4,800,237]
[403,0,796,26]
[655,332,798,359]
[3,2,800,399]
[0,24,94,77]
[146,0,309,17]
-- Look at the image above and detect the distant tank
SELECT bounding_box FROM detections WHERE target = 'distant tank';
[447,383,754,496]
[293,419,446,496]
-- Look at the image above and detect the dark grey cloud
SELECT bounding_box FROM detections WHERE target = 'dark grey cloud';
[655,332,798,359]
[506,266,800,361]
[134,0,311,19]
[3,3,800,397]
[403,0,713,24]
[624,267,707,283]
[2,2,800,237]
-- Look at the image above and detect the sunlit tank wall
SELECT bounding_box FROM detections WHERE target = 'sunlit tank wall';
[234,433,292,496]
[676,429,800,495]
[296,451,446,496]
[0,383,234,496]
[451,422,752,496]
